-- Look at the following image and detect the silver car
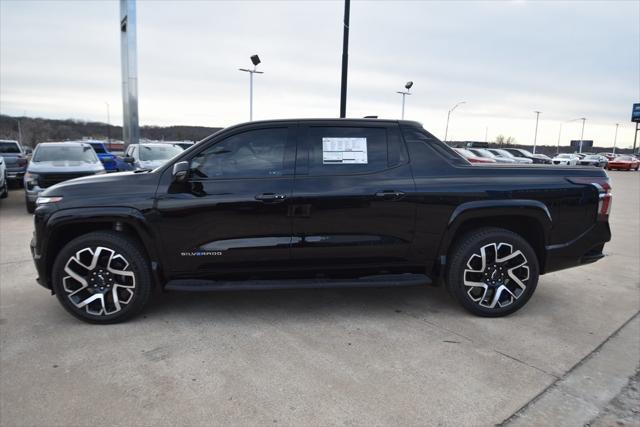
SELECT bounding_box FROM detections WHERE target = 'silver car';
[0,156,8,199]
[123,143,184,170]
[488,148,533,164]
[24,142,105,213]
[469,148,517,163]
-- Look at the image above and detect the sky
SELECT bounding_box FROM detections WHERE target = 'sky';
[1,0,639,147]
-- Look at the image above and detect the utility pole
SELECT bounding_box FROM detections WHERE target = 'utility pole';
[578,117,586,153]
[532,111,541,154]
[612,123,619,154]
[120,0,140,148]
[634,122,639,153]
[484,126,488,143]
[339,0,350,118]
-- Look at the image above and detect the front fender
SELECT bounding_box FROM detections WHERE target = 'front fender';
[40,207,162,288]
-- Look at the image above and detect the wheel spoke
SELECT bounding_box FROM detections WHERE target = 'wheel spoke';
[62,245,136,317]
[463,240,530,310]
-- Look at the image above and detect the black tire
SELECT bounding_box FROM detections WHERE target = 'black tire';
[25,198,35,213]
[52,231,153,324]
[446,227,539,317]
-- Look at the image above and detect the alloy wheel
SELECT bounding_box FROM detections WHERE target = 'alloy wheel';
[62,246,136,316]
[462,242,530,309]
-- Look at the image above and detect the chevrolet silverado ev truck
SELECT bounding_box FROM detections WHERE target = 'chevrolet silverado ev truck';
[30,119,612,323]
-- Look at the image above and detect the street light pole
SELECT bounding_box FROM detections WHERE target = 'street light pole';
[612,123,619,155]
[396,81,413,120]
[532,111,541,154]
[578,117,586,153]
[239,55,263,121]
[339,0,351,118]
[557,118,581,154]
[444,101,465,142]
[556,123,563,154]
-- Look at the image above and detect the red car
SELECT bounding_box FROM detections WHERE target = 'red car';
[607,155,640,171]
[453,148,496,164]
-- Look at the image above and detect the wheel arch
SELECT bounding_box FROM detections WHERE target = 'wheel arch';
[43,207,163,292]
[435,200,553,276]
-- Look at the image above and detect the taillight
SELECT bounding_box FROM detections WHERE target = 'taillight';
[595,182,612,219]
[568,177,612,220]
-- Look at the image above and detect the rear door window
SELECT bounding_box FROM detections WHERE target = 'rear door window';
[302,126,388,176]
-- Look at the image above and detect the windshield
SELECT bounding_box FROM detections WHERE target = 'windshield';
[33,145,99,163]
[88,143,106,153]
[495,149,514,158]
[0,141,21,154]
[557,154,574,159]
[476,149,496,158]
[584,155,599,160]
[139,145,183,161]
[614,156,633,161]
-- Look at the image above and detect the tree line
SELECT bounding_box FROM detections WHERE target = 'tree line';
[0,115,222,147]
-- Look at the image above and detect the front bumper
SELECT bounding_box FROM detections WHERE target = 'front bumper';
[6,170,25,181]
[543,221,611,274]
[30,234,49,289]
[24,186,42,202]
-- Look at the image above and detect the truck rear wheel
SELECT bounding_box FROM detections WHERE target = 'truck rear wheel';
[446,227,539,317]
[51,231,153,324]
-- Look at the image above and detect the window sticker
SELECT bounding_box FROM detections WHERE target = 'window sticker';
[322,137,368,164]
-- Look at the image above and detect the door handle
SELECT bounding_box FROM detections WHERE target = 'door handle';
[255,193,287,203]
[375,190,405,200]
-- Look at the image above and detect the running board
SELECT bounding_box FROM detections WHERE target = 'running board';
[165,273,431,292]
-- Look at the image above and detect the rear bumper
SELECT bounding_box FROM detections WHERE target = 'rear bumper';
[543,221,611,274]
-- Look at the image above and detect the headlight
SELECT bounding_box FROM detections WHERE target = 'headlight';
[36,196,63,205]
[24,172,39,183]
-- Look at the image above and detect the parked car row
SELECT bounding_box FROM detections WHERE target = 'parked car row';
[0,139,187,212]
[452,145,639,170]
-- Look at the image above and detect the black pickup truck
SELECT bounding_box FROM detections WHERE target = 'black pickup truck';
[30,119,612,323]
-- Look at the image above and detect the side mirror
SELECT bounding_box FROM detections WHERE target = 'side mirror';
[123,156,135,164]
[172,161,190,182]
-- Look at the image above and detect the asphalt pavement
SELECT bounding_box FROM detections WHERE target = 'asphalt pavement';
[1,171,638,426]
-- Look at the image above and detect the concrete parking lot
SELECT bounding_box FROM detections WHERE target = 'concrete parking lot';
[1,172,638,426]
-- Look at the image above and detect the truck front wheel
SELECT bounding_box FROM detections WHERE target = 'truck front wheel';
[51,231,153,324]
[446,227,539,317]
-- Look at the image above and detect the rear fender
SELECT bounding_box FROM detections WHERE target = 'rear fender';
[436,199,552,270]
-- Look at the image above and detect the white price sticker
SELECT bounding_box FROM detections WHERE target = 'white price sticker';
[322,137,368,164]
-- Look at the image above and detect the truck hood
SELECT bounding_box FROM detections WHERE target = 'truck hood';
[28,161,105,173]
[40,169,161,209]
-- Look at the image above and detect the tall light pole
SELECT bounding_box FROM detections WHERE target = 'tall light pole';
[239,55,263,121]
[556,118,581,154]
[339,0,350,118]
[444,101,465,142]
[532,111,541,153]
[612,123,619,154]
[105,102,111,145]
[396,81,413,119]
[578,117,586,153]
[120,0,140,148]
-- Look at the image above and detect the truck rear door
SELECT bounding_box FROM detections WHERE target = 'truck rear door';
[289,121,416,275]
